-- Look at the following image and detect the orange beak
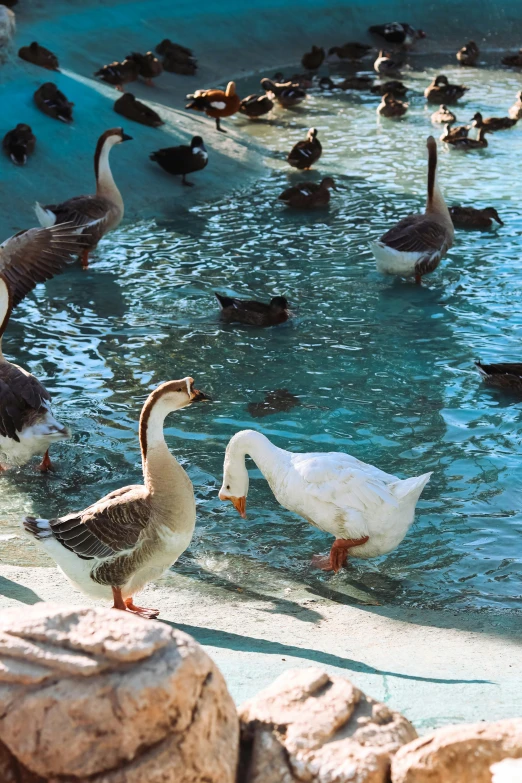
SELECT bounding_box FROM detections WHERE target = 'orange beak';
[230,496,247,518]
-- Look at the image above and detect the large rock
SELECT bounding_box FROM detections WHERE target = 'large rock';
[238,667,417,783]
[392,719,522,783]
[0,603,238,782]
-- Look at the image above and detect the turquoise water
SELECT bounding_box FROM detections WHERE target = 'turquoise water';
[2,56,522,611]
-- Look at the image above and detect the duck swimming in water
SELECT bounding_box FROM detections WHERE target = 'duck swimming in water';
[278,177,336,209]
[261,78,306,107]
[471,111,517,131]
[215,294,289,327]
[509,91,522,120]
[476,362,522,392]
[449,206,503,230]
[377,92,408,118]
[431,104,456,124]
[239,94,274,119]
[425,75,468,104]
[457,41,479,66]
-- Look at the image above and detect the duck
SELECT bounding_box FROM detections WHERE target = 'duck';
[440,122,469,142]
[125,51,163,86]
[248,389,300,418]
[369,22,426,48]
[377,92,408,118]
[278,177,336,209]
[260,78,306,107]
[370,80,407,96]
[374,50,403,76]
[2,123,36,165]
[501,48,522,68]
[287,128,322,170]
[23,377,210,618]
[445,126,489,149]
[327,42,372,63]
[471,111,517,131]
[150,136,208,186]
[214,294,289,327]
[449,206,503,229]
[425,75,468,104]
[318,76,337,90]
[114,93,163,127]
[239,94,274,119]
[35,128,132,269]
[0,224,83,471]
[94,58,140,91]
[18,41,59,70]
[301,45,325,70]
[156,39,194,58]
[156,39,197,73]
[339,75,374,91]
[186,81,240,132]
[431,104,456,124]
[219,430,432,572]
[457,41,479,66]
[34,82,73,123]
[475,362,522,392]
[509,91,522,120]
[371,136,454,284]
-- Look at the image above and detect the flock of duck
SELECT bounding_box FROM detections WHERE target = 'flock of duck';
[1,12,522,618]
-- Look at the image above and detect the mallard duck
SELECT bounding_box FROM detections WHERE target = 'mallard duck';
[18,41,59,70]
[476,362,522,392]
[449,206,503,229]
[23,378,210,618]
[446,126,489,149]
[186,81,240,132]
[156,39,194,58]
[502,49,522,68]
[94,59,140,91]
[377,92,408,117]
[327,42,372,63]
[339,75,374,90]
[215,294,289,327]
[219,430,431,572]
[0,225,83,471]
[370,80,407,96]
[150,136,207,186]
[2,123,36,165]
[371,136,454,284]
[278,177,336,209]
[301,45,325,70]
[126,51,163,86]
[114,93,163,127]
[260,78,306,107]
[369,22,426,47]
[34,82,73,123]
[239,94,274,118]
[162,44,197,75]
[374,50,403,75]
[431,104,456,124]
[247,389,300,418]
[425,75,468,104]
[35,128,132,268]
[287,128,322,170]
[509,91,522,120]
[457,41,479,66]
[471,111,517,131]
[440,122,469,142]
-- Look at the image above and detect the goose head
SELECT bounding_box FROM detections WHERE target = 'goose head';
[144,377,210,414]
[219,460,249,518]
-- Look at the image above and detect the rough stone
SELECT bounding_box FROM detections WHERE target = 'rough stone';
[391,719,522,783]
[238,667,417,783]
[0,603,239,782]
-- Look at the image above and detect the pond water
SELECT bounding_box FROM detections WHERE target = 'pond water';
[2,53,522,612]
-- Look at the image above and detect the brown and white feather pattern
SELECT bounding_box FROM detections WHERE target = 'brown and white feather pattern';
[0,362,50,441]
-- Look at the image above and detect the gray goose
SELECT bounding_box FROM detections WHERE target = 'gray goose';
[0,224,81,471]
[24,378,210,618]
[35,128,132,269]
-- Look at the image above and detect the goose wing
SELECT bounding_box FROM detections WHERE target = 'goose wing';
[43,195,112,228]
[47,485,152,561]
[0,362,50,441]
[379,214,449,254]
[0,224,81,307]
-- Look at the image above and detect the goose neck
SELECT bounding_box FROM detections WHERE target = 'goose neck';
[139,399,190,499]
[228,430,284,480]
[95,138,123,209]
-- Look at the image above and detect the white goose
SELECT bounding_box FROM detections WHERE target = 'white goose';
[24,378,209,618]
[370,136,454,284]
[219,430,432,572]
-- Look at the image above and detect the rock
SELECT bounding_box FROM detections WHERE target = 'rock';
[0,603,238,782]
[491,757,522,783]
[391,718,522,783]
[238,667,417,783]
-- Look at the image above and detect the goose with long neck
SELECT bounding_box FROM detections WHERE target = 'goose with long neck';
[23,378,209,618]
[370,136,454,284]
[219,430,432,572]
[35,128,132,269]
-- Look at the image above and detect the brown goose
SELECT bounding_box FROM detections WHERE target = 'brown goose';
[509,91,522,120]
[23,378,210,618]
[377,92,408,117]
[446,126,489,149]
[215,294,289,327]
[371,136,454,284]
[18,41,59,70]
[301,45,325,70]
[476,362,522,392]
[0,225,82,471]
[471,111,517,131]
[456,41,479,66]
[278,177,336,209]
[35,128,132,268]
[425,75,468,104]
[34,82,73,123]
[431,105,456,124]
[114,93,163,127]
[287,128,322,170]
[2,123,36,165]
[449,206,503,229]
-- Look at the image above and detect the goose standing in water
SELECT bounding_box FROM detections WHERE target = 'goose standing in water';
[23,378,210,617]
[371,136,454,284]
[219,430,431,572]
[35,128,132,268]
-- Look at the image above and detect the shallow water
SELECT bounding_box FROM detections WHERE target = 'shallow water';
[2,54,522,611]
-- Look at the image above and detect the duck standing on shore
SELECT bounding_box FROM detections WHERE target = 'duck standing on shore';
[34,83,73,123]
[150,136,208,186]
[186,82,240,132]
[18,41,59,70]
